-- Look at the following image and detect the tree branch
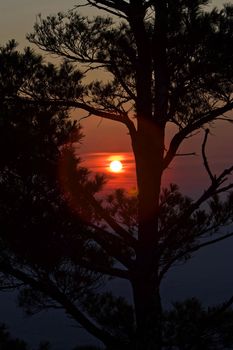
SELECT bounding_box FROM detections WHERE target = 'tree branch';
[88,196,137,249]
[86,0,129,19]
[14,96,137,140]
[164,101,233,169]
[175,152,196,157]
[110,60,136,101]
[159,231,233,283]
[215,183,233,195]
[85,223,135,269]
[159,163,233,257]
[202,128,215,183]
[78,259,130,279]
[0,261,119,348]
[218,295,233,314]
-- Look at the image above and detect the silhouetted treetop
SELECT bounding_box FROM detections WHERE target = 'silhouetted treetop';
[0,42,117,320]
[27,2,233,133]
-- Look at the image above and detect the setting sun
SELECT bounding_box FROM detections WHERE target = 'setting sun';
[109,160,123,173]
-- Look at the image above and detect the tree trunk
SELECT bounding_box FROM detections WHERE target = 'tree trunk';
[132,272,162,350]
[131,123,165,350]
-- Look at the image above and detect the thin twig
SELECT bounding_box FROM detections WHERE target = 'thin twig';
[175,152,196,157]
[159,231,233,283]
[202,128,215,183]
[86,0,128,19]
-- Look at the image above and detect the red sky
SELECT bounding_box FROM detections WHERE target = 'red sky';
[0,0,231,200]
[0,0,230,200]
[77,114,233,199]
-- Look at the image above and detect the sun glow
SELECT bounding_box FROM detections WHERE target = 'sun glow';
[109,160,123,173]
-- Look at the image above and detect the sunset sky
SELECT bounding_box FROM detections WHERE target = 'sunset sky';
[0,0,233,348]
[0,0,232,198]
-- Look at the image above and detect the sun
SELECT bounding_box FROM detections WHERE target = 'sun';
[109,160,123,173]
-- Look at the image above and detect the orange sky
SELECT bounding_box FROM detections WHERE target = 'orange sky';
[78,115,233,199]
[1,0,232,199]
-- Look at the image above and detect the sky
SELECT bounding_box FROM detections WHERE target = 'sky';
[0,0,233,349]
[0,0,226,44]
[0,0,229,195]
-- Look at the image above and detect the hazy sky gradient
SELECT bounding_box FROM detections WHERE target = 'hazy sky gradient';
[0,0,230,162]
[0,0,227,46]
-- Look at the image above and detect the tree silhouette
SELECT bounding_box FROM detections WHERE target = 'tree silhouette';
[0,323,53,350]
[0,41,120,347]
[0,324,29,350]
[0,0,233,349]
[163,298,233,350]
